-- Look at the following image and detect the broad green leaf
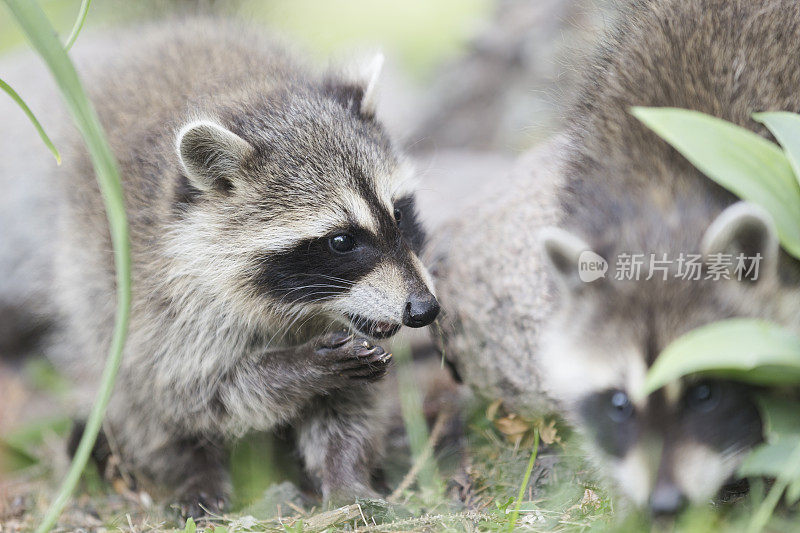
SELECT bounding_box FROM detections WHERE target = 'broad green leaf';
[756,396,800,441]
[631,107,800,259]
[739,437,800,479]
[640,319,800,397]
[0,78,60,163]
[754,111,800,190]
[751,396,800,506]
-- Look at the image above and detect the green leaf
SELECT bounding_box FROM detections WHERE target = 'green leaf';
[182,517,196,533]
[0,77,61,163]
[754,111,800,190]
[739,437,800,478]
[631,106,800,259]
[640,319,800,397]
[756,396,800,442]
[750,396,800,507]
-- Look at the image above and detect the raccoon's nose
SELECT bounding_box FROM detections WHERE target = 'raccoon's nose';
[649,482,687,516]
[403,291,440,328]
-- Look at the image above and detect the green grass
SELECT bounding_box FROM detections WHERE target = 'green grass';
[6,366,800,532]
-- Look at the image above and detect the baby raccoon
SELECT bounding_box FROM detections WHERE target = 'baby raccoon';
[540,0,800,515]
[49,20,438,515]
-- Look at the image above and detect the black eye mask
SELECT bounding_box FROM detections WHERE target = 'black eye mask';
[679,381,762,453]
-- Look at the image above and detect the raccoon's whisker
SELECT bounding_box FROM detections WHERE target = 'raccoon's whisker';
[301,274,357,285]
[272,288,345,309]
[287,271,355,281]
[279,273,357,287]
[280,293,343,308]
[277,284,350,295]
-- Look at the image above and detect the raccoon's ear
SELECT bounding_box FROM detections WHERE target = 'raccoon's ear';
[325,52,383,118]
[701,201,779,281]
[540,227,603,290]
[176,120,254,193]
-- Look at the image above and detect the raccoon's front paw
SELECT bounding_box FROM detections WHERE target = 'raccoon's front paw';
[314,332,392,384]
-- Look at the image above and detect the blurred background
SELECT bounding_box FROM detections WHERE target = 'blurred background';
[0,0,614,152]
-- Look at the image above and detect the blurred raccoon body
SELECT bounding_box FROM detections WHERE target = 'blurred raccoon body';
[540,0,800,513]
[47,19,439,513]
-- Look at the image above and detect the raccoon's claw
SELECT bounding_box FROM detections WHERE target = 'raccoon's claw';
[176,491,226,522]
[314,334,392,383]
[335,344,393,382]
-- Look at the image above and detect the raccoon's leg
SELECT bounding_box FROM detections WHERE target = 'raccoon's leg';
[296,382,388,505]
[102,401,231,520]
[168,436,231,520]
[216,331,393,432]
[140,431,231,519]
[109,331,389,518]
[216,331,391,506]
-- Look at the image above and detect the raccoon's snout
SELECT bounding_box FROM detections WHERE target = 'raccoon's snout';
[402,291,440,328]
[649,481,687,517]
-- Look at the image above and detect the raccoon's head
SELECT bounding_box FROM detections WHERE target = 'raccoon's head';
[539,202,785,514]
[169,55,438,340]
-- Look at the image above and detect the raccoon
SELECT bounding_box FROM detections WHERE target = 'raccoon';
[539,0,800,514]
[45,20,439,514]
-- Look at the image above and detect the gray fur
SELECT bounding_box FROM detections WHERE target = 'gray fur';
[426,138,567,414]
[431,0,800,510]
[1,19,435,513]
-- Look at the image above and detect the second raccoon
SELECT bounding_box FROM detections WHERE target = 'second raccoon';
[541,0,800,514]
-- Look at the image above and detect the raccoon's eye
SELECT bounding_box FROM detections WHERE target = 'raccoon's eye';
[328,233,356,253]
[686,382,721,413]
[608,390,634,422]
[393,207,402,223]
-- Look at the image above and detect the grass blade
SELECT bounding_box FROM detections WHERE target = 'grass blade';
[1,1,131,532]
[0,77,60,164]
[506,429,539,533]
[631,106,800,259]
[640,319,800,398]
[395,340,443,500]
[64,0,91,50]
